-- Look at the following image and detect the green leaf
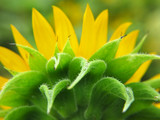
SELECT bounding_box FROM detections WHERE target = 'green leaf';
[17,44,47,72]
[46,53,72,83]
[143,78,160,89]
[127,82,160,101]
[84,77,130,120]
[39,80,70,114]
[0,71,46,107]
[89,37,121,62]
[126,106,160,120]
[4,106,55,120]
[132,34,147,53]
[63,39,75,57]
[106,54,160,83]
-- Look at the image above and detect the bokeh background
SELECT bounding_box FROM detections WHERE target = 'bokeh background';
[0,0,160,79]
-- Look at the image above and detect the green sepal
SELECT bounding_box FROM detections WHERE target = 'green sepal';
[54,43,59,57]
[68,57,87,82]
[85,77,132,120]
[131,34,147,53]
[68,59,107,89]
[68,59,107,106]
[63,39,75,57]
[122,100,152,119]
[46,57,55,75]
[4,106,55,120]
[53,86,77,118]
[17,44,47,73]
[106,54,160,83]
[123,87,134,112]
[89,37,121,62]
[0,71,46,107]
[46,53,72,83]
[127,82,160,101]
[102,88,134,120]
[67,59,88,89]
[39,80,70,114]
[126,106,160,120]
[102,99,125,120]
[144,78,160,89]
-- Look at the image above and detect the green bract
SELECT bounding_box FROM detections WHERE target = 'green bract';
[1,39,160,120]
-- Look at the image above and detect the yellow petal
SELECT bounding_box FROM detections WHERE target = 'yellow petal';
[94,10,108,52]
[150,74,160,79]
[0,76,8,90]
[150,74,160,108]
[10,25,33,64]
[0,47,29,72]
[0,118,3,120]
[78,4,94,59]
[154,103,160,108]
[32,8,56,60]
[53,6,79,54]
[125,60,152,84]
[110,22,132,41]
[1,106,11,110]
[115,30,139,58]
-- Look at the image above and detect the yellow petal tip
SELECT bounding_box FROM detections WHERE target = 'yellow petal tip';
[32,8,38,15]
[86,4,91,11]
[10,24,14,28]
[125,22,132,26]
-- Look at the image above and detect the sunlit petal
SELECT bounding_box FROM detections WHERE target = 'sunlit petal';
[116,30,139,58]
[0,47,29,72]
[53,6,79,54]
[32,8,56,60]
[110,22,132,41]
[94,10,108,52]
[126,60,152,84]
[11,25,33,63]
[78,4,94,59]
[0,76,8,90]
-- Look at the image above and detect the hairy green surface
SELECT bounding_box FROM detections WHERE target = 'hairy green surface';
[1,38,160,120]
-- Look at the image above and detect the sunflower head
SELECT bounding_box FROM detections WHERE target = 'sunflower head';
[1,4,160,120]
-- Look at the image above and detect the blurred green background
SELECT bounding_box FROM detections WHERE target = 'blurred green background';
[0,0,160,79]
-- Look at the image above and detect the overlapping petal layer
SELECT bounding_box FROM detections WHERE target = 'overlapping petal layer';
[53,6,79,53]
[94,10,108,52]
[11,25,33,63]
[32,8,56,60]
[0,47,29,72]
[78,5,94,59]
[110,22,132,41]
[0,76,8,90]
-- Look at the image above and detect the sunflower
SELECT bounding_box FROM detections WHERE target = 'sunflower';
[0,5,152,87]
[0,4,160,120]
